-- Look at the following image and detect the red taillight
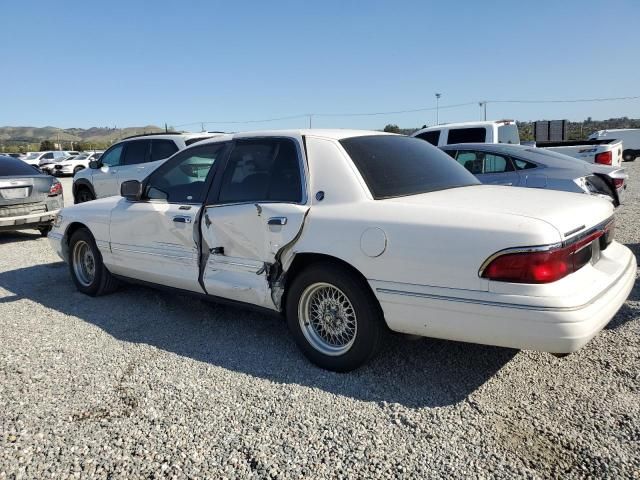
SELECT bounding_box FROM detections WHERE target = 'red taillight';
[613,178,624,189]
[595,151,612,165]
[482,231,603,284]
[48,181,62,196]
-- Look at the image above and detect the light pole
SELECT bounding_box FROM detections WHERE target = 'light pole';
[435,93,442,125]
[479,101,487,121]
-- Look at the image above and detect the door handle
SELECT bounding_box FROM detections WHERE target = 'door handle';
[173,216,192,224]
[268,217,287,226]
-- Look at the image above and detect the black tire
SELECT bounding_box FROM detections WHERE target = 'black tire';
[286,263,385,372]
[68,228,118,296]
[74,186,95,204]
[38,225,52,237]
[73,166,84,174]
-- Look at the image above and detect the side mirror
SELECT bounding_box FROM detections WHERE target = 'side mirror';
[89,160,100,169]
[120,180,142,201]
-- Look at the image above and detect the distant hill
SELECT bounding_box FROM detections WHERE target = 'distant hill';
[0,125,168,151]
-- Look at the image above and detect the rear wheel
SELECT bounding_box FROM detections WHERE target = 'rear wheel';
[286,263,385,372]
[75,186,94,204]
[68,228,118,296]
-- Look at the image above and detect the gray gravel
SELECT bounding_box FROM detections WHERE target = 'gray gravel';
[1,172,639,479]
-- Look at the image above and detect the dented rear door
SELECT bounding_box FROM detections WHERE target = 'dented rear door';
[200,136,309,309]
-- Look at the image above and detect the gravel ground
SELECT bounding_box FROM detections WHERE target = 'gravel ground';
[1,172,639,479]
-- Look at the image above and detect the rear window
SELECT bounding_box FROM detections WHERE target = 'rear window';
[339,135,479,199]
[0,156,41,176]
[447,128,487,144]
[152,139,179,161]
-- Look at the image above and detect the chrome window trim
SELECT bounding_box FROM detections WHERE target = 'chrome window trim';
[477,216,615,277]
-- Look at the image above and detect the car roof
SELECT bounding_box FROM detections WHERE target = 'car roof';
[192,129,395,146]
[413,120,516,133]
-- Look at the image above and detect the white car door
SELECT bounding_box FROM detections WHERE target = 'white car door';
[108,143,227,292]
[201,137,309,309]
[91,143,124,198]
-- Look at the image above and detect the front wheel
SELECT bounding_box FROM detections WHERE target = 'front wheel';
[38,225,52,237]
[286,263,385,372]
[68,228,118,296]
[74,186,95,204]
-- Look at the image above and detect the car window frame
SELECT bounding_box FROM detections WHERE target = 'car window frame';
[140,142,231,205]
[205,136,308,207]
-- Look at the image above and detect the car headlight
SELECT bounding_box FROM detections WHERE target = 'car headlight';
[53,214,63,228]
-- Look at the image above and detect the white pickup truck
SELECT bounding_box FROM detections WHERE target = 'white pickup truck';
[589,128,640,162]
[411,121,623,167]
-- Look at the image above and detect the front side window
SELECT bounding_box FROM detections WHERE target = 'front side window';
[151,139,179,161]
[339,135,479,199]
[100,144,124,167]
[446,127,487,144]
[217,138,302,204]
[415,130,440,146]
[145,143,225,203]
[122,140,150,165]
[42,152,55,160]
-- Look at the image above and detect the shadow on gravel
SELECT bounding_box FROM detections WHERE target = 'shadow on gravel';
[1,262,518,408]
[0,231,42,244]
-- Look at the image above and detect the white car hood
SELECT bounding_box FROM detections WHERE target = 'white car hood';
[385,185,613,239]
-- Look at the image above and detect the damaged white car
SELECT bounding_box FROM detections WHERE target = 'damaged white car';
[49,130,635,371]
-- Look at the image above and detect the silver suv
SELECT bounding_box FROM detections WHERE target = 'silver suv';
[73,133,217,203]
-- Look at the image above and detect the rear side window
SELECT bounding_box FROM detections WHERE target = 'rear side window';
[514,158,537,170]
[339,135,479,199]
[151,139,179,161]
[123,140,150,165]
[415,130,440,146]
[455,151,514,174]
[217,139,303,204]
[447,128,487,144]
[0,156,41,175]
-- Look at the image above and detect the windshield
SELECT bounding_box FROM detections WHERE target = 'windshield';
[25,152,41,160]
[339,135,479,199]
[73,154,90,160]
[497,124,520,144]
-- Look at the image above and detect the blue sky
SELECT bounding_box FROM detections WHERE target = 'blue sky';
[1,0,639,131]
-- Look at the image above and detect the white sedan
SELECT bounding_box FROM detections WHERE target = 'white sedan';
[48,130,635,371]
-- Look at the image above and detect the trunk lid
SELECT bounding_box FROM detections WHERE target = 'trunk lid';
[385,185,613,240]
[0,175,53,207]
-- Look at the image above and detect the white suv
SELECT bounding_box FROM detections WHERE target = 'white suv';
[73,133,217,203]
[49,151,104,176]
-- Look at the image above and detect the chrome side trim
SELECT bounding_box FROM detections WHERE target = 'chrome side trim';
[110,246,194,260]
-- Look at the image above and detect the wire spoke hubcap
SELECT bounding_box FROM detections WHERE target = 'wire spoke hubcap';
[299,282,357,356]
[72,240,96,287]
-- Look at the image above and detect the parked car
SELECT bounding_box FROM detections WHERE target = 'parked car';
[50,151,104,176]
[589,128,640,162]
[23,151,79,169]
[412,121,623,166]
[73,133,217,203]
[439,143,627,206]
[0,155,64,236]
[49,130,634,371]
[40,155,77,174]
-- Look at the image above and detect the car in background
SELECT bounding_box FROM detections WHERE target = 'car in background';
[73,133,219,203]
[0,153,25,160]
[40,155,77,174]
[50,151,104,176]
[412,121,623,167]
[439,143,627,206]
[589,128,640,162]
[0,155,64,236]
[23,151,79,169]
[50,130,634,371]
[412,120,520,146]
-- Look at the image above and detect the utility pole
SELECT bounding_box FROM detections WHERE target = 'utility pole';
[435,93,442,125]
[308,114,313,129]
[479,101,487,121]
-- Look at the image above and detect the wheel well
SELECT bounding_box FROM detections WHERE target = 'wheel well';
[62,222,90,260]
[281,253,380,313]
